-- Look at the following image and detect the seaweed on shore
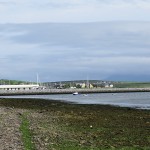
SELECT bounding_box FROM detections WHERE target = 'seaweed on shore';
[0,98,150,149]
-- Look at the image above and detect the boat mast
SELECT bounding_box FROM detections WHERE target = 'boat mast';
[86,75,89,88]
[37,73,39,85]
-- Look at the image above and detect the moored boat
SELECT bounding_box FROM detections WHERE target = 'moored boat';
[73,92,78,95]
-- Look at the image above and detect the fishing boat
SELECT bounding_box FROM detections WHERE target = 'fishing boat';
[73,92,78,95]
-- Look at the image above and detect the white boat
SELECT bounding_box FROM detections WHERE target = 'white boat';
[73,92,78,95]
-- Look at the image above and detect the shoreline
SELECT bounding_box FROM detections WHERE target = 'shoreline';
[0,96,150,110]
[0,98,149,116]
[0,98,150,149]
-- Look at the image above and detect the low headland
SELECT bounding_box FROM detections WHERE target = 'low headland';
[0,98,149,150]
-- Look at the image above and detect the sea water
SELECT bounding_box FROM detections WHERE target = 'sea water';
[1,92,150,110]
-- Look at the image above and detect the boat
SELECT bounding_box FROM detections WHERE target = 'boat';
[73,92,78,95]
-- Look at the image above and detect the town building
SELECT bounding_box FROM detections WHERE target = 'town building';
[0,84,39,90]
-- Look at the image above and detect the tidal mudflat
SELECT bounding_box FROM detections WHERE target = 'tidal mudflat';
[0,98,150,150]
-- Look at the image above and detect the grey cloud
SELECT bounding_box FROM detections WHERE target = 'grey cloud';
[0,0,150,24]
[95,0,149,4]
[1,22,150,81]
[0,1,15,5]
[0,0,79,9]
[2,22,150,53]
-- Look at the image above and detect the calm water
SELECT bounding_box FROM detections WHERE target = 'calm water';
[1,92,150,110]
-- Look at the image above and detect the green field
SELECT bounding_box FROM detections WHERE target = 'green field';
[114,82,150,88]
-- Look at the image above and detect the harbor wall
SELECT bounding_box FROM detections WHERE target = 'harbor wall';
[1,88,150,96]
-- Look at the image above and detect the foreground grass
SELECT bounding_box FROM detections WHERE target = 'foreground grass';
[0,98,150,150]
[20,112,35,150]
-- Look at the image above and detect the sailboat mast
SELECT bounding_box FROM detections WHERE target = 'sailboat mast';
[86,75,89,88]
[37,73,39,85]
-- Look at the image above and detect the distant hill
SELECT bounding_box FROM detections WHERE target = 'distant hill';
[44,80,150,88]
[113,82,150,88]
[43,80,114,84]
[0,79,35,85]
[1,79,150,88]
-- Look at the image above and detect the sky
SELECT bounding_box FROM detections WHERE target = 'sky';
[0,0,150,82]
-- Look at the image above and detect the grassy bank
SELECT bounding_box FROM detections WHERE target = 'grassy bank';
[0,98,150,150]
[20,112,35,150]
[114,82,150,88]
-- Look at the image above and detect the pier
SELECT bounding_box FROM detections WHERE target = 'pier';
[1,88,150,96]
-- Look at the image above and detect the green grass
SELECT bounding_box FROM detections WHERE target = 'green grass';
[114,82,150,88]
[20,112,35,150]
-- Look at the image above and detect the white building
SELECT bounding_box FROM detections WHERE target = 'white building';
[109,84,114,88]
[0,84,39,90]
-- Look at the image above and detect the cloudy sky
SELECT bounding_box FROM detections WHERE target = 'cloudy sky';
[0,0,150,82]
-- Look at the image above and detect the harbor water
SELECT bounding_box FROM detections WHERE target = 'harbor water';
[1,92,150,110]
